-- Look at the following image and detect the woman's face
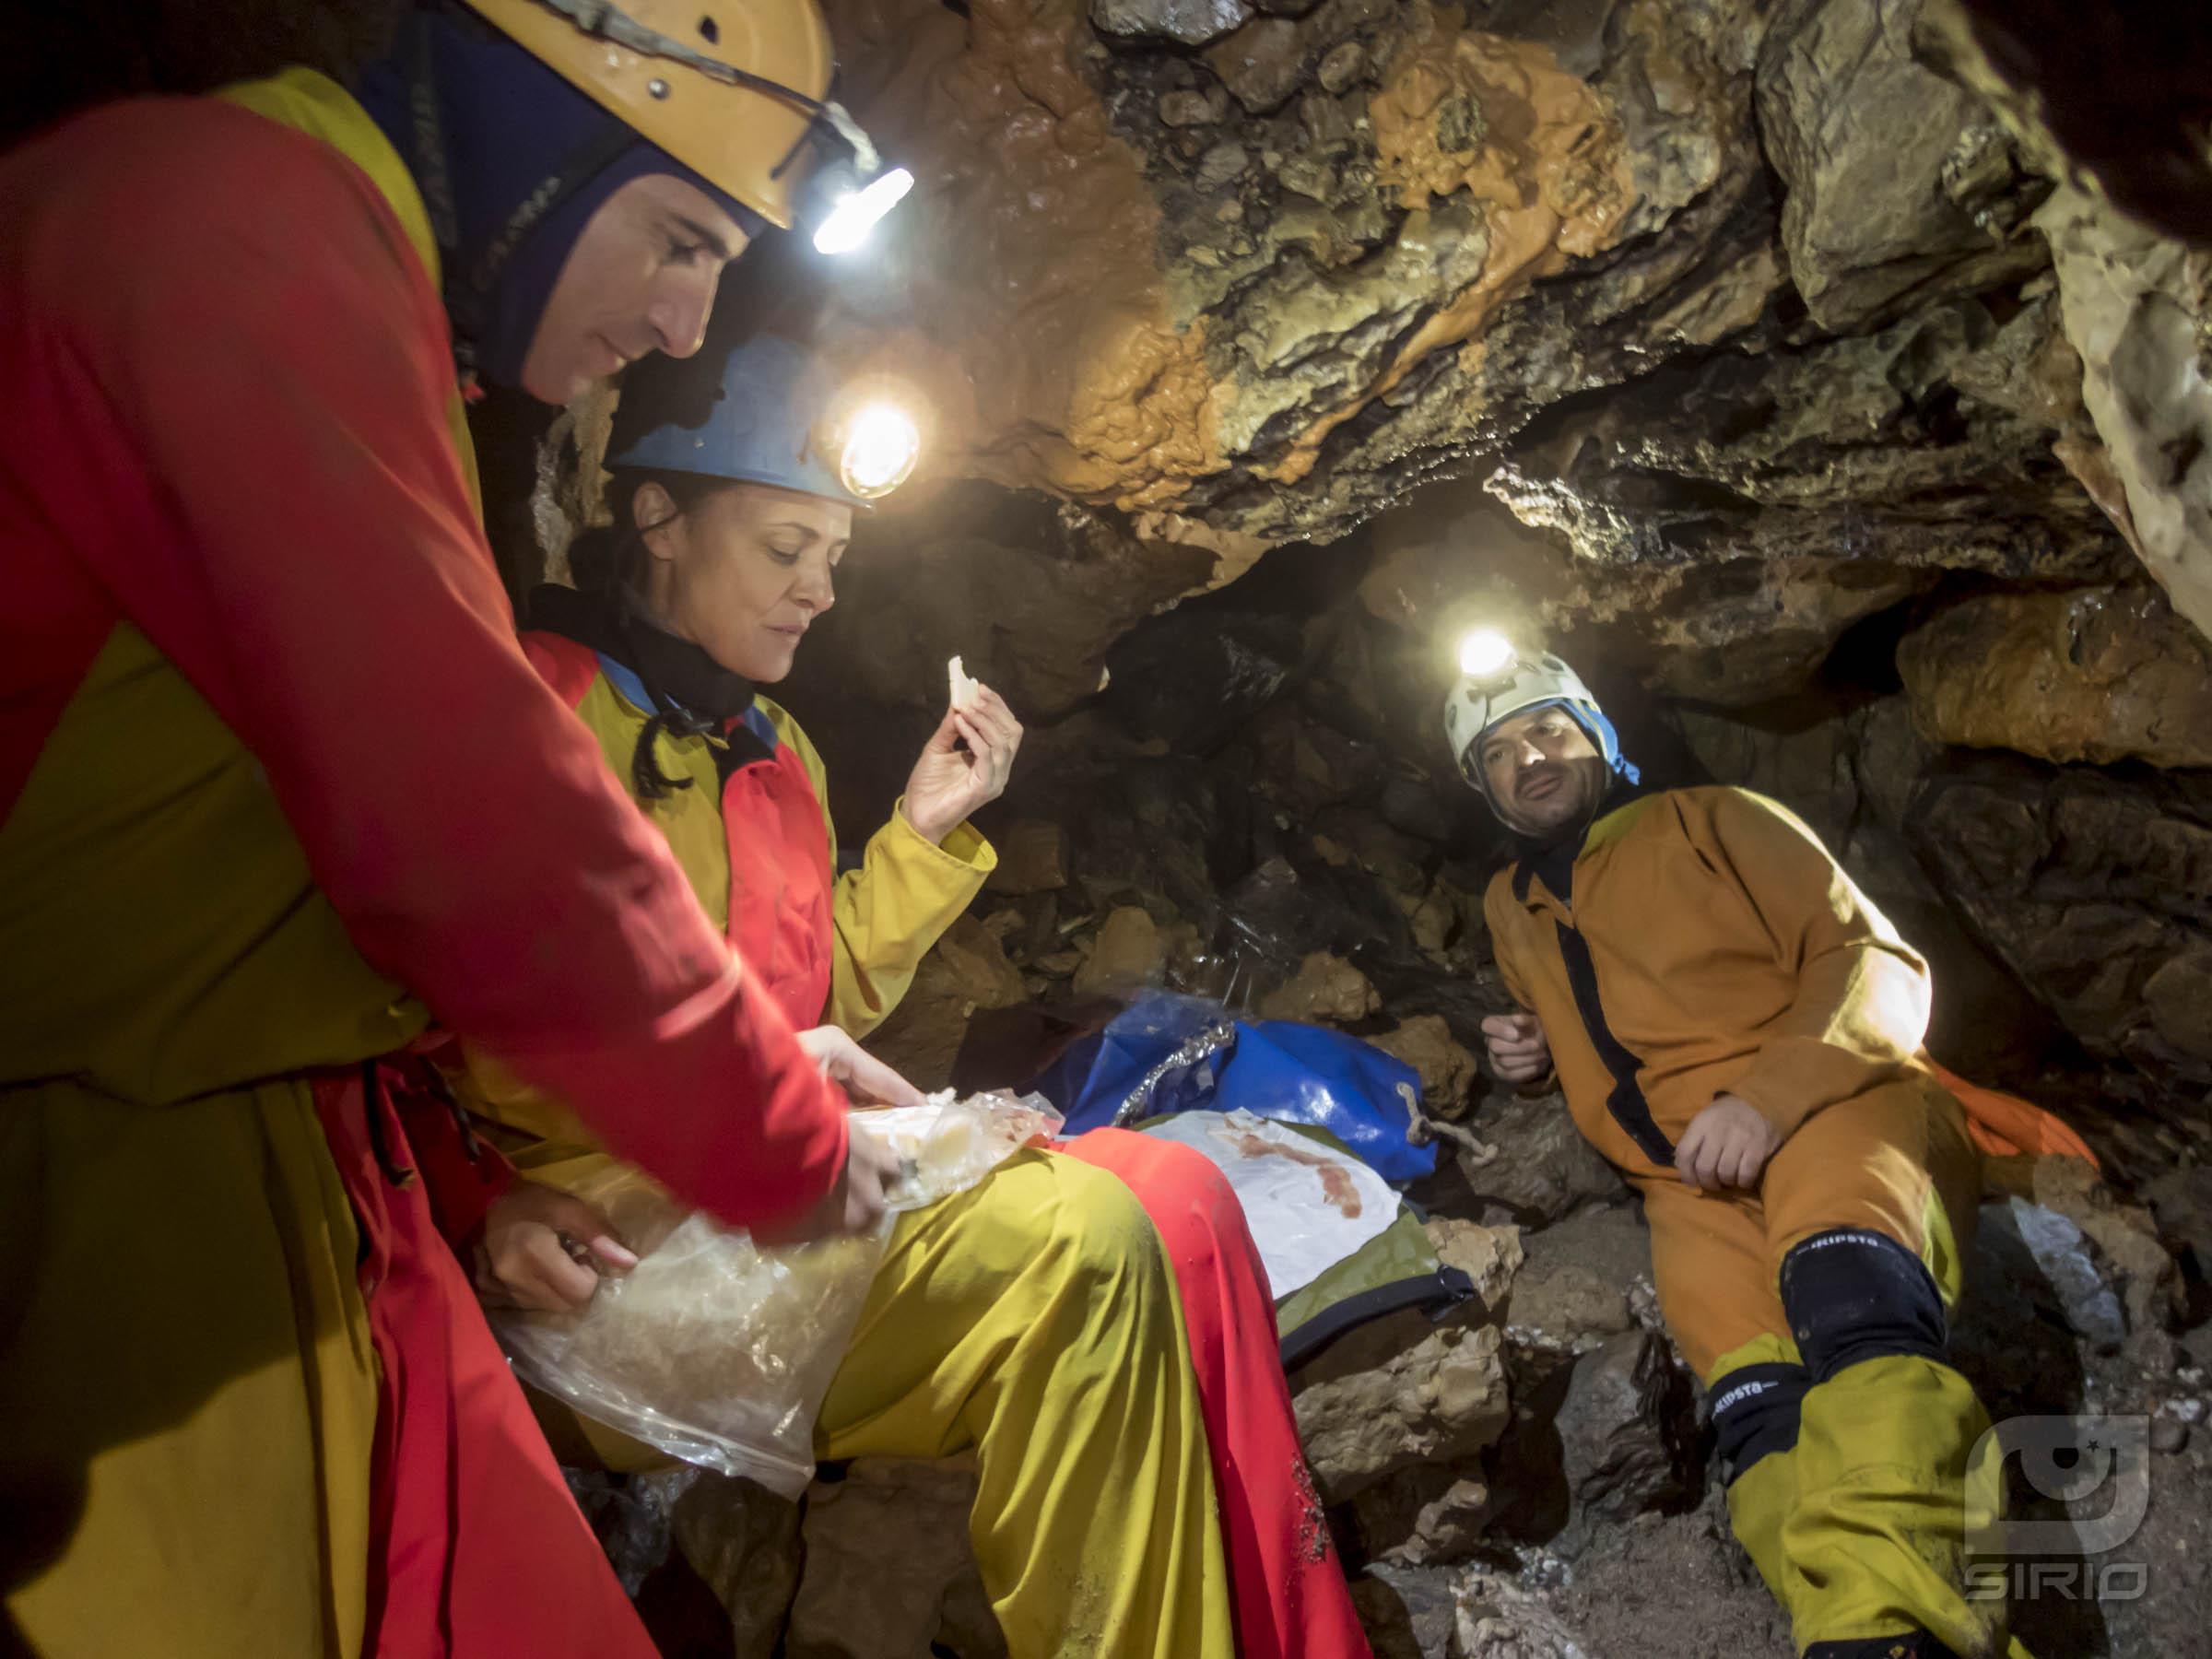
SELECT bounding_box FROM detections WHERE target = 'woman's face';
[638,480,852,683]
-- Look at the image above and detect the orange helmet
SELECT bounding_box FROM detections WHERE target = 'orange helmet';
[462,0,899,236]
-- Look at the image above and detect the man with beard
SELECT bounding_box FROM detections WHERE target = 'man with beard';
[1446,641,2028,1659]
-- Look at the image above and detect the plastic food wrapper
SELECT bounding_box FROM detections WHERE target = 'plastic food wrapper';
[1141,1109,1397,1298]
[492,1090,1061,1496]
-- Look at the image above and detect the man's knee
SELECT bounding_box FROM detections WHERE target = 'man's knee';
[1778,1227,1948,1384]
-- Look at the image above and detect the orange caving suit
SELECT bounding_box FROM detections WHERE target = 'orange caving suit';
[0,71,851,1659]
[1485,786,2026,1659]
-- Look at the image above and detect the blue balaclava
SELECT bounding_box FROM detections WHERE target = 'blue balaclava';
[356,3,766,389]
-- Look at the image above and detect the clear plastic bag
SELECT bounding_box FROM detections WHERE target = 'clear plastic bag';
[491,1091,1059,1497]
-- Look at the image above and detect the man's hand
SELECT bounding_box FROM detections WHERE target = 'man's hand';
[475,1180,639,1312]
[755,1122,905,1244]
[751,1030,924,1244]
[902,684,1023,845]
[1481,1011,1552,1085]
[796,1025,925,1108]
[1674,1095,1784,1193]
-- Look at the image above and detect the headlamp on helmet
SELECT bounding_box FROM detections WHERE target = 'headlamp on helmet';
[610,335,925,509]
[818,396,922,500]
[806,153,916,255]
[1455,627,1517,686]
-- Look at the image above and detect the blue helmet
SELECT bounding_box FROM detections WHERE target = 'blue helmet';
[606,334,917,509]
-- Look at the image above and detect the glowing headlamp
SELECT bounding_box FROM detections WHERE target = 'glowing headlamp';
[811,166,916,255]
[793,101,914,256]
[832,400,921,499]
[1456,628,1517,685]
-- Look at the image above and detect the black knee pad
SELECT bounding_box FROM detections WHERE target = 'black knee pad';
[1710,1361,1810,1486]
[1778,1227,1948,1384]
[1804,1633,1960,1658]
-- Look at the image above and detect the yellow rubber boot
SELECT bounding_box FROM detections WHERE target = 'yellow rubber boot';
[1781,1354,2011,1657]
[1726,1443,1800,1609]
[1708,1335,1809,1609]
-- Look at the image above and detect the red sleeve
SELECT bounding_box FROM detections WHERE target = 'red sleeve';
[1,101,844,1229]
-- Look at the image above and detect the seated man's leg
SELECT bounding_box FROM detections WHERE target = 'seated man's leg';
[1638,1175,1806,1614]
[1762,1077,2022,1659]
[816,1147,1234,1659]
[1058,1128,1370,1659]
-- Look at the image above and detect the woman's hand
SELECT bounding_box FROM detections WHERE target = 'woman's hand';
[902,683,1023,845]
[475,1180,639,1312]
[795,1024,926,1108]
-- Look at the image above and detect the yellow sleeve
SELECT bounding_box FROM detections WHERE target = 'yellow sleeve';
[1696,789,1932,1138]
[755,700,1000,1038]
[826,805,997,1036]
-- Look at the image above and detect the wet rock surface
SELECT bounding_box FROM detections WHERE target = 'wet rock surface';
[1292,1319,1513,1503]
[1899,584,2212,768]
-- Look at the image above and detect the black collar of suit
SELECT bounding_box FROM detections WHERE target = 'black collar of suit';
[1509,773,1650,908]
[527,582,758,727]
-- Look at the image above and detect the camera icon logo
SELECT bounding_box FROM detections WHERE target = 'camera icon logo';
[1964,1415,2149,1558]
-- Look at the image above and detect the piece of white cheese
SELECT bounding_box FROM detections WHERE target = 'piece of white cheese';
[948,654,981,712]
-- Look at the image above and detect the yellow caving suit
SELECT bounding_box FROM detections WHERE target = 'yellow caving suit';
[1485,786,2020,1659]
[468,654,1236,1659]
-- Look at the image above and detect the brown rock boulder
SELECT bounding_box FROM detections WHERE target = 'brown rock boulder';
[1257,950,1381,1025]
[2143,947,2212,1061]
[786,1458,1004,1659]
[1374,1014,1482,1119]
[1550,1330,1700,1557]
[2030,1154,2184,1337]
[669,1473,806,1659]
[1756,0,2047,333]
[1453,1091,1625,1226]
[1898,586,2212,767]
[982,819,1070,896]
[1421,1216,1523,1307]
[1071,906,1168,996]
[1501,1205,1654,1354]
[1291,1321,1512,1501]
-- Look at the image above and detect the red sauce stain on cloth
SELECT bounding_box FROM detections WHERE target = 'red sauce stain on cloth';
[1213,1128,1363,1218]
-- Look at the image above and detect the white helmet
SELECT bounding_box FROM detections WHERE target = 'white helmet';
[1442,637,1635,805]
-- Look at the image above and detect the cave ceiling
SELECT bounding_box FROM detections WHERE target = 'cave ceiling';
[772,0,2211,712]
